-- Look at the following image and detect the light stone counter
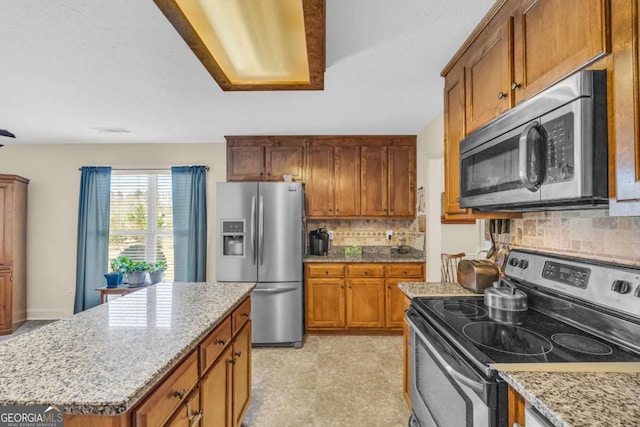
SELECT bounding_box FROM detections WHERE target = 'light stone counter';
[304,246,425,263]
[499,370,640,427]
[398,281,478,298]
[0,282,254,415]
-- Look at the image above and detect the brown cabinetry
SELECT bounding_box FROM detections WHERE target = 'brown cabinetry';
[166,390,201,427]
[441,0,610,219]
[333,144,361,216]
[305,262,424,333]
[402,296,411,409]
[231,323,251,427]
[226,136,306,182]
[200,346,232,427]
[0,175,28,336]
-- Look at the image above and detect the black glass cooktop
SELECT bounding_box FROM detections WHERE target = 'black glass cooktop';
[412,296,640,370]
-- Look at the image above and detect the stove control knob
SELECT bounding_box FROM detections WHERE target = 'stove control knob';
[634,285,640,298]
[509,258,519,267]
[611,280,631,294]
[518,260,529,269]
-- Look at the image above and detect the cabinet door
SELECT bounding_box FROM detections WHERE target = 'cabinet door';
[232,323,251,427]
[306,278,346,328]
[306,143,335,217]
[388,145,416,217]
[166,390,201,427]
[0,183,13,270]
[402,296,411,409]
[200,346,232,427]
[465,18,513,133]
[346,278,385,328]
[361,145,388,216]
[265,138,306,182]
[513,0,609,103]
[384,278,407,329]
[0,272,11,332]
[226,145,264,181]
[443,65,475,219]
[334,145,361,216]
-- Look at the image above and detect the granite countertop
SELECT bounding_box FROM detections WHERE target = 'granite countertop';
[398,281,478,298]
[0,282,255,415]
[304,246,425,263]
[499,370,640,427]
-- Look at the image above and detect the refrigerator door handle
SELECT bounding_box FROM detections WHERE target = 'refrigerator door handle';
[253,287,298,294]
[250,195,257,265]
[259,195,265,266]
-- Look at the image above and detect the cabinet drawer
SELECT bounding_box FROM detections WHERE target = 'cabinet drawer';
[346,264,384,277]
[200,316,232,375]
[134,351,198,427]
[385,264,425,278]
[306,264,345,277]
[232,297,252,335]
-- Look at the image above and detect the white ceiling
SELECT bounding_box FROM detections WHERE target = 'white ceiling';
[0,0,495,144]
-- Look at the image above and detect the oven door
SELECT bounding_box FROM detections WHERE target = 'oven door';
[407,311,503,427]
[459,119,543,209]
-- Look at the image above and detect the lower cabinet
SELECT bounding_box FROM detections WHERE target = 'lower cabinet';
[232,323,251,427]
[166,390,201,427]
[402,296,411,409]
[200,346,232,427]
[305,263,424,333]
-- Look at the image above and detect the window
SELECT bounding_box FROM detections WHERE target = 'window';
[108,171,174,282]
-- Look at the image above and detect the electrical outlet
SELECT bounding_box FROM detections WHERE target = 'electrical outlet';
[386,230,393,240]
[328,230,334,240]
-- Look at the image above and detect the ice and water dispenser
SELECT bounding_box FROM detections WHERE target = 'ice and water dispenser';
[221,220,245,256]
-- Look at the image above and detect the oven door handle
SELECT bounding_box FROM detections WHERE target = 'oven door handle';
[407,313,486,395]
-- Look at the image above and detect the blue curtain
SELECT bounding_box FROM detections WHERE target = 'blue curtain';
[74,167,111,313]
[172,166,207,282]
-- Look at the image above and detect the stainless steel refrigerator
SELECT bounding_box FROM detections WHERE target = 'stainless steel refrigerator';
[215,182,304,348]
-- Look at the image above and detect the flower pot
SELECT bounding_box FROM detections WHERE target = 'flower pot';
[149,271,164,284]
[104,273,123,288]
[126,271,147,287]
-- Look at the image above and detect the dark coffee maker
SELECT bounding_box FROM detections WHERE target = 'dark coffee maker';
[309,228,330,255]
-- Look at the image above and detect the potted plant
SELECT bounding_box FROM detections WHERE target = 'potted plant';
[148,261,167,284]
[104,256,129,288]
[126,260,150,287]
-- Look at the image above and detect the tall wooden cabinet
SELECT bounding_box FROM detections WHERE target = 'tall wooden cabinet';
[0,175,28,336]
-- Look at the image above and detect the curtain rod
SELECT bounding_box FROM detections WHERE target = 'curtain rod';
[78,166,210,171]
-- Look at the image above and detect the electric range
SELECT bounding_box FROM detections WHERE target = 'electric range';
[407,249,640,427]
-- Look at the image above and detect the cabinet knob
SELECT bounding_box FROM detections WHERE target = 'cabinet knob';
[230,358,237,365]
[173,389,186,399]
[242,312,250,318]
[336,209,340,212]
[497,91,507,100]
[340,285,344,289]
[456,197,460,202]
[234,351,242,358]
[216,339,227,346]
[511,82,522,90]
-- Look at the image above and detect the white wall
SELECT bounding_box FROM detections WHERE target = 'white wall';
[417,114,483,281]
[0,143,226,319]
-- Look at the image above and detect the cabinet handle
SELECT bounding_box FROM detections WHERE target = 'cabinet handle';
[511,82,521,90]
[403,308,409,313]
[349,285,352,289]
[241,312,250,318]
[340,285,344,289]
[364,271,368,275]
[336,209,340,212]
[216,339,227,346]
[329,209,332,212]
[497,91,507,99]
[234,351,242,358]
[189,409,203,427]
[456,197,460,202]
[230,358,237,365]
[173,389,186,399]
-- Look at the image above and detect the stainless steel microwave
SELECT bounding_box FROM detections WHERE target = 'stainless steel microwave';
[459,70,608,212]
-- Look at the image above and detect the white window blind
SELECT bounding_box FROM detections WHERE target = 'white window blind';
[109,171,174,282]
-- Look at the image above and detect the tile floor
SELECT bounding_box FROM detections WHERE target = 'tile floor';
[244,335,410,427]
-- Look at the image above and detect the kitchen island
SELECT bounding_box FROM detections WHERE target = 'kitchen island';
[0,281,254,425]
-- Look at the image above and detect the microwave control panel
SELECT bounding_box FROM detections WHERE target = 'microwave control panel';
[543,113,575,183]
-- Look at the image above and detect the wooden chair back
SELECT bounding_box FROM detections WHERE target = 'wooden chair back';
[441,252,466,283]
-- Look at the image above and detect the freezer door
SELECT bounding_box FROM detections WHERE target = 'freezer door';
[251,281,304,346]
[215,182,258,282]
[258,183,304,282]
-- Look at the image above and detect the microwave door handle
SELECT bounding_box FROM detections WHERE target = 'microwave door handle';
[250,196,257,265]
[518,121,543,192]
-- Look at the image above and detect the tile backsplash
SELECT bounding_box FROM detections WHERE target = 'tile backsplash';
[307,217,425,250]
[506,210,640,266]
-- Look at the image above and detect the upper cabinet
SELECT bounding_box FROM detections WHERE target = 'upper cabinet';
[226,136,307,182]
[511,0,609,104]
[441,0,615,219]
[306,136,416,219]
